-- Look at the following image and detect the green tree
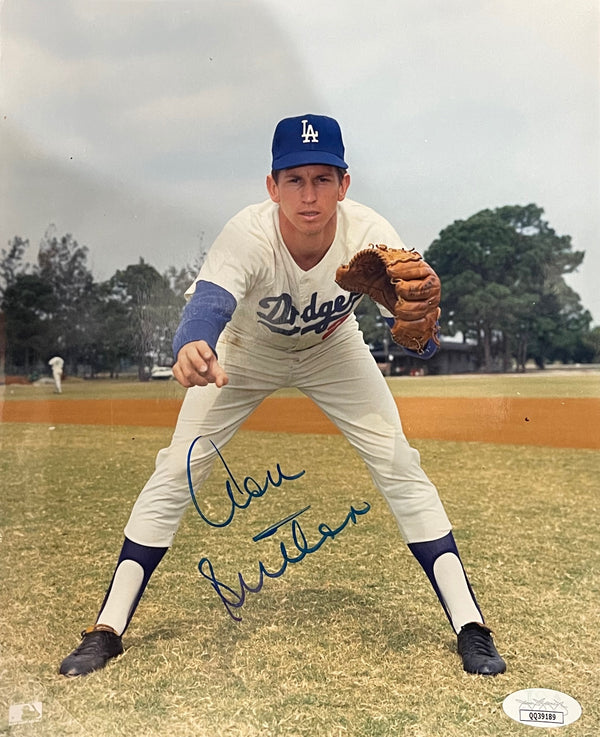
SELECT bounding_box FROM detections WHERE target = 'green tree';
[0,229,201,379]
[425,204,589,371]
[36,226,96,372]
[109,259,183,380]
[74,282,132,378]
[163,249,207,298]
[2,273,56,373]
[581,326,600,362]
[0,236,30,297]
[0,236,31,376]
[354,296,388,347]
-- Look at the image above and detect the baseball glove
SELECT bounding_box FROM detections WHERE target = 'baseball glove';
[335,244,441,353]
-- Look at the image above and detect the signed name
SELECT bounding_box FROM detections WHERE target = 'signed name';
[186,436,306,527]
[187,436,371,620]
[199,502,371,621]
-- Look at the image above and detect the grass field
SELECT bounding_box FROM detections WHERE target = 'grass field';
[4,369,600,401]
[1,373,599,736]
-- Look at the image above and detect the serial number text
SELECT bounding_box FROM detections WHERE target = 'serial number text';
[520,710,564,724]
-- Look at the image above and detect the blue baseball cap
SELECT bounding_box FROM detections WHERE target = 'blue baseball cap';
[271,114,348,170]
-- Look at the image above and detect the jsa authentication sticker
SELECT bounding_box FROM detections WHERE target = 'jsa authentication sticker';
[503,688,582,728]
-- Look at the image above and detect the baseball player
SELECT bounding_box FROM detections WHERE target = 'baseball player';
[48,355,64,393]
[59,114,506,678]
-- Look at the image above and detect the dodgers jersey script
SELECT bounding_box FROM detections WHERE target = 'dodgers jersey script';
[185,198,404,351]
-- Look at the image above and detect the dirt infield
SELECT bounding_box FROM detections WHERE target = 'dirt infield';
[2,396,597,449]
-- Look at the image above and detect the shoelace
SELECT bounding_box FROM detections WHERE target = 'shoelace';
[461,627,496,656]
[74,631,113,656]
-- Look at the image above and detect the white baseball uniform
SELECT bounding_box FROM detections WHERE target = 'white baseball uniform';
[62,114,502,675]
[48,355,64,393]
[124,198,452,548]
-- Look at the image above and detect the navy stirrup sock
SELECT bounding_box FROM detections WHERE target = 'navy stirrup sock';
[408,532,483,629]
[97,537,168,634]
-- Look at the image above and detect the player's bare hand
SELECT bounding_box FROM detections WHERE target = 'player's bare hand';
[173,341,229,388]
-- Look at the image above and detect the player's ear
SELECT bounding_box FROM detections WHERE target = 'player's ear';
[338,172,351,201]
[266,174,280,203]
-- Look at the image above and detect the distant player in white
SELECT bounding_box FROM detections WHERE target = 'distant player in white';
[48,356,64,393]
[60,115,506,678]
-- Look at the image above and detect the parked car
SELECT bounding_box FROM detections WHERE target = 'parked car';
[150,365,174,380]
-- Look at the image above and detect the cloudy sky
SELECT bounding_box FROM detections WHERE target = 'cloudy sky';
[1,0,599,322]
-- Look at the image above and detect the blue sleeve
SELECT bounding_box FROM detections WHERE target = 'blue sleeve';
[172,280,237,359]
[384,317,439,360]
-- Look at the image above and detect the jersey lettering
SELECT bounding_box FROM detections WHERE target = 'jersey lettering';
[256,293,300,335]
[301,119,319,144]
[257,291,362,338]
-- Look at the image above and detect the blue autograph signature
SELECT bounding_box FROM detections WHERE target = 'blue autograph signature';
[198,502,371,621]
[187,438,371,620]
[186,436,306,527]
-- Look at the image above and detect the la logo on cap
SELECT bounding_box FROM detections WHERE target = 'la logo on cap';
[301,119,319,144]
[271,114,348,170]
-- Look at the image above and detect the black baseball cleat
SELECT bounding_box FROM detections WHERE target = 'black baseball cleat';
[457,622,506,676]
[59,625,123,677]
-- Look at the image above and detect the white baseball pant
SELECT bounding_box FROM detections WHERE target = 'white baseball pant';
[124,332,452,548]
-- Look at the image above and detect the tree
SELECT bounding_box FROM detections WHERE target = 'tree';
[0,236,30,298]
[581,326,600,363]
[2,273,56,373]
[163,249,207,298]
[0,236,31,376]
[73,282,132,378]
[108,259,183,380]
[36,226,96,371]
[354,296,388,348]
[0,227,199,379]
[425,204,589,371]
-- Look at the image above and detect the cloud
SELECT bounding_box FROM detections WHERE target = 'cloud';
[2,0,316,182]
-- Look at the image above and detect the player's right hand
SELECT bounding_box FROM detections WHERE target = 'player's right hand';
[172,340,229,389]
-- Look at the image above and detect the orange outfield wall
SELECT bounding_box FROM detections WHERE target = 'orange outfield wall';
[1,396,597,449]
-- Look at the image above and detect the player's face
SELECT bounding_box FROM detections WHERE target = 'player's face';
[266,165,350,241]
